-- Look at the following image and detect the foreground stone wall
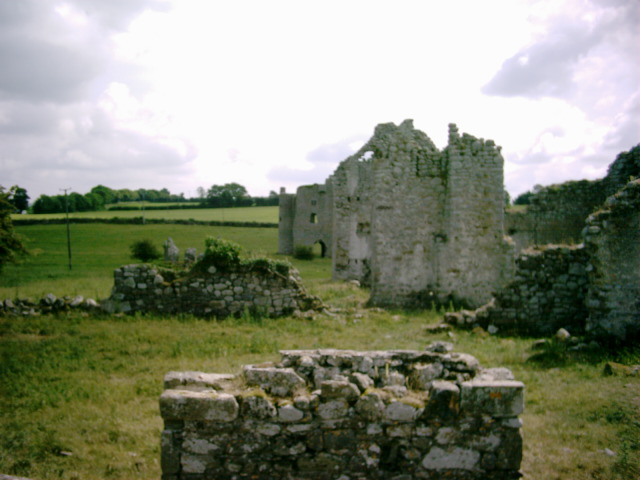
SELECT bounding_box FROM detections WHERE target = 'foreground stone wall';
[584,179,640,342]
[160,347,524,480]
[104,264,321,318]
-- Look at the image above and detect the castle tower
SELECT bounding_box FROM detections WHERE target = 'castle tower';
[278,187,296,255]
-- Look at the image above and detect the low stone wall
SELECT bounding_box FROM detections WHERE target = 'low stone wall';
[0,294,100,317]
[449,246,589,335]
[104,264,322,318]
[584,179,640,342]
[160,347,524,480]
[505,180,605,251]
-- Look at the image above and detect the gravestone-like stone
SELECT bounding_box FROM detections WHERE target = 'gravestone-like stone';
[163,237,180,262]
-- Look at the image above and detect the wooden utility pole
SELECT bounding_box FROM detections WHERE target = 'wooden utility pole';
[61,188,72,270]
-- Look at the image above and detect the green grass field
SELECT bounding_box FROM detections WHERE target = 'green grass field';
[0,223,285,300]
[0,212,638,480]
[12,205,279,223]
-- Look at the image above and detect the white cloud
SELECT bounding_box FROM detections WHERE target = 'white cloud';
[0,0,638,203]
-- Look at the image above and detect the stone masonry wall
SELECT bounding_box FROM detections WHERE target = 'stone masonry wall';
[160,347,524,480]
[449,246,589,335]
[104,264,321,318]
[278,182,334,258]
[505,180,605,251]
[505,144,639,251]
[280,120,514,308]
[450,180,639,341]
[331,149,375,285]
[584,179,640,342]
[332,120,513,308]
[278,189,297,256]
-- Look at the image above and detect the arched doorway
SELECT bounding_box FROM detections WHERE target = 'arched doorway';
[313,240,327,258]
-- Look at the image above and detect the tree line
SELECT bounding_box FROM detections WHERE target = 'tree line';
[19,183,279,214]
[0,186,27,271]
[197,183,279,208]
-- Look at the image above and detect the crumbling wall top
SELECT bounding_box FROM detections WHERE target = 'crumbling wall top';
[160,347,525,479]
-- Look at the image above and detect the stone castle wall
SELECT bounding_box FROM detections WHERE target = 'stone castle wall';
[351,122,513,308]
[506,145,639,251]
[332,153,375,284]
[278,183,334,258]
[277,189,297,256]
[449,180,639,342]
[160,347,524,480]
[449,246,590,336]
[281,120,514,309]
[505,180,605,250]
[104,263,321,318]
[584,179,640,342]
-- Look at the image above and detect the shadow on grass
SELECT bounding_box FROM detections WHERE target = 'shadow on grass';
[526,339,640,368]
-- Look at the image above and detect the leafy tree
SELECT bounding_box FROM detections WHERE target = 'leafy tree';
[504,190,511,207]
[90,185,115,207]
[8,187,29,212]
[514,191,534,206]
[130,239,161,262]
[138,188,159,202]
[205,183,249,207]
[254,191,279,206]
[224,182,248,202]
[115,188,139,202]
[69,192,93,212]
[32,194,64,214]
[0,186,27,271]
[84,192,105,210]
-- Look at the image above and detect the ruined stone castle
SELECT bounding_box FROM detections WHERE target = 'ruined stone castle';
[279,121,639,342]
[280,120,514,309]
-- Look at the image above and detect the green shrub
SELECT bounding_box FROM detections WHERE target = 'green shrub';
[293,244,314,260]
[244,257,292,276]
[130,239,161,262]
[201,237,242,270]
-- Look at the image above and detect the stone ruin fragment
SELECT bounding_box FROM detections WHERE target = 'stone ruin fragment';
[160,347,525,480]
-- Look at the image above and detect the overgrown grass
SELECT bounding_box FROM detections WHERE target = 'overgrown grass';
[1,223,638,480]
[1,307,637,480]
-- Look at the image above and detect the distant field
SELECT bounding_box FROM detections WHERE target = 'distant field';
[507,204,528,213]
[0,223,297,300]
[106,201,196,209]
[12,206,279,223]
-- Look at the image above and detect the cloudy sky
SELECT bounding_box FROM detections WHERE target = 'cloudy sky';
[1,0,638,203]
